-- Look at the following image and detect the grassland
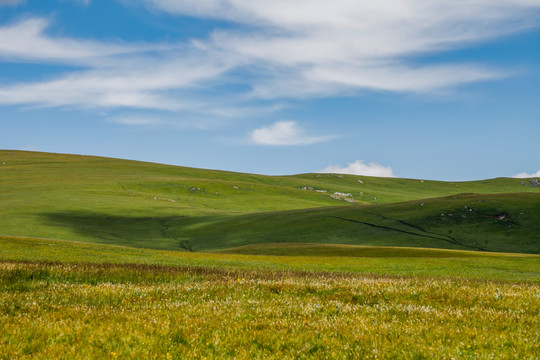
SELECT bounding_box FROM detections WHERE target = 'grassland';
[1,236,539,359]
[1,146,539,359]
[2,236,538,281]
[1,150,540,253]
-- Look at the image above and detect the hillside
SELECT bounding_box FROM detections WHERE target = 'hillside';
[168,192,540,253]
[1,150,540,253]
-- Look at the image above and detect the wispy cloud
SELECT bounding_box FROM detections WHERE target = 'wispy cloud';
[320,160,395,177]
[147,0,540,97]
[0,17,156,65]
[513,170,540,178]
[0,17,232,110]
[0,56,230,109]
[0,1,539,117]
[250,121,333,146]
[110,113,225,130]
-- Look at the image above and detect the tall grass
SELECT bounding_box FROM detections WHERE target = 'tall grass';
[1,261,538,359]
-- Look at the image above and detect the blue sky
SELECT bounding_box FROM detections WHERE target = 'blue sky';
[1,0,539,180]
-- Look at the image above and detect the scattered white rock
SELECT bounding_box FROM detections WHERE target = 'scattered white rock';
[233,186,239,190]
[357,179,363,184]
[152,196,179,203]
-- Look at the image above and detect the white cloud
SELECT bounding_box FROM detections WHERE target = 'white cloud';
[250,121,332,146]
[513,170,540,178]
[320,160,395,178]
[111,115,166,126]
[147,0,540,96]
[0,18,156,65]
[110,113,224,130]
[0,18,232,110]
[0,56,230,109]
[0,1,539,113]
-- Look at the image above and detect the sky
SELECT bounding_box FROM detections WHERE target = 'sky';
[1,0,539,180]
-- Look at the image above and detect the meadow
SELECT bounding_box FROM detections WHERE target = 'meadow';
[1,151,539,359]
[1,237,539,359]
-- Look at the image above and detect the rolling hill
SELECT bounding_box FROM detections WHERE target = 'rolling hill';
[1,150,539,253]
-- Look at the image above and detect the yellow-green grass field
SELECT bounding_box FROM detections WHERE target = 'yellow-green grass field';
[1,236,539,359]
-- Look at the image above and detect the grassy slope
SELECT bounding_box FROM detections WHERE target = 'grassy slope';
[1,236,539,358]
[214,243,509,257]
[1,235,539,282]
[182,193,540,253]
[2,150,540,253]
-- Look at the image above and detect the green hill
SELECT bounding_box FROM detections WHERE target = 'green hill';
[1,150,540,253]
[163,192,540,253]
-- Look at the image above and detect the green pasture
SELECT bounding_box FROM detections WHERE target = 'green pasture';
[1,150,540,253]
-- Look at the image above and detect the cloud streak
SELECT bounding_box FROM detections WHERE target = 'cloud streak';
[0,18,157,65]
[320,160,395,177]
[250,121,333,146]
